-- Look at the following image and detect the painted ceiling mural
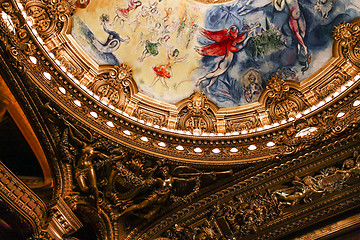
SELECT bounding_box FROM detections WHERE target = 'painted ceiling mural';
[72,0,360,108]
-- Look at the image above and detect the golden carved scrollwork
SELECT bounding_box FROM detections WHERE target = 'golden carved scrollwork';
[24,0,74,38]
[265,75,309,122]
[333,21,360,67]
[178,91,216,134]
[159,147,360,240]
[87,64,132,109]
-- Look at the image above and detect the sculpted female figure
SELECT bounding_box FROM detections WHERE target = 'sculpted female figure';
[68,126,108,210]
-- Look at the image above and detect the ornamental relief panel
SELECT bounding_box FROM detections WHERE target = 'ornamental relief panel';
[333,21,360,65]
[87,64,133,109]
[22,0,74,38]
[157,146,360,240]
[264,76,309,122]
[177,91,216,135]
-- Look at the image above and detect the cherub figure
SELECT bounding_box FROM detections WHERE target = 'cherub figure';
[336,151,360,176]
[272,175,324,207]
[115,165,196,219]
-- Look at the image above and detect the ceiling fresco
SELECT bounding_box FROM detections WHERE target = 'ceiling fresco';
[72,0,360,108]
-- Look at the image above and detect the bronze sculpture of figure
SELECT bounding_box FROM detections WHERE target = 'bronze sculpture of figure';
[68,126,109,210]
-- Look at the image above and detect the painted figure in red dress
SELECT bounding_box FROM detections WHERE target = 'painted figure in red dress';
[195,25,255,92]
[151,49,187,88]
[111,0,142,27]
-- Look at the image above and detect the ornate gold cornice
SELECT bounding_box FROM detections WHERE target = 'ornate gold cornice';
[1,0,360,164]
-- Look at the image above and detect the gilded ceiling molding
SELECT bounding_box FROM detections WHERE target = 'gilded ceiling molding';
[143,132,360,240]
[0,160,47,238]
[1,0,360,163]
[46,197,83,240]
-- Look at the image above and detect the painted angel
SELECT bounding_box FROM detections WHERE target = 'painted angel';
[195,25,254,93]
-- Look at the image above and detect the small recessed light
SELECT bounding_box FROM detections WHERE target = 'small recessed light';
[140,136,148,142]
[176,145,184,151]
[353,100,360,107]
[318,101,325,107]
[158,142,166,147]
[325,96,332,102]
[333,91,340,97]
[296,113,302,118]
[354,75,360,81]
[273,123,280,127]
[123,130,131,136]
[337,112,345,118]
[58,87,66,94]
[347,80,354,86]
[48,52,55,59]
[288,117,295,121]
[248,145,257,151]
[106,121,114,128]
[29,56,37,64]
[232,131,239,135]
[194,147,202,153]
[281,120,287,124]
[43,72,51,80]
[341,86,347,92]
[267,142,275,147]
[230,148,238,153]
[212,148,220,154]
[73,100,81,107]
[89,112,98,118]
[241,130,248,134]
